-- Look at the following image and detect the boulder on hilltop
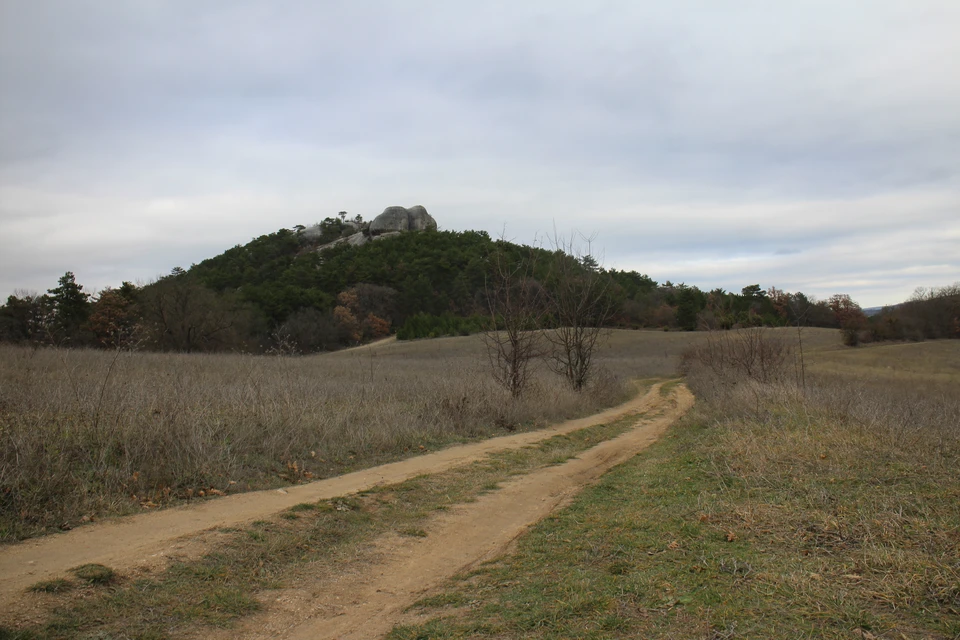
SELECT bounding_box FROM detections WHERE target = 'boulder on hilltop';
[369,205,437,236]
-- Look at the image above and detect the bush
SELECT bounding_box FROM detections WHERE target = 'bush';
[680,327,793,385]
[396,313,489,340]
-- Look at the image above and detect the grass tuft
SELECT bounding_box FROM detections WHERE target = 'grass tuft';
[27,579,73,594]
[288,502,319,512]
[69,564,115,585]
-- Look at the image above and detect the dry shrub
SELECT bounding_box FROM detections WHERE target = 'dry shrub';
[0,339,643,541]
[680,327,793,385]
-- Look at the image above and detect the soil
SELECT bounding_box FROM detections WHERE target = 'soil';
[0,382,692,638]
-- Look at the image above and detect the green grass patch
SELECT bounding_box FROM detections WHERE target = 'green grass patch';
[390,401,960,639]
[409,592,472,610]
[27,579,73,594]
[68,564,115,585]
[288,502,319,512]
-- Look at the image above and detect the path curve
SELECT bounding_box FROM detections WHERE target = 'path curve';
[0,382,665,601]
[220,384,694,640]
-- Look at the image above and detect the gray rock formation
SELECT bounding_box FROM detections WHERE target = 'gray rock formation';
[317,231,370,252]
[369,205,437,236]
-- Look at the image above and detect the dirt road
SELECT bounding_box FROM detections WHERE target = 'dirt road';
[214,383,694,640]
[0,382,672,603]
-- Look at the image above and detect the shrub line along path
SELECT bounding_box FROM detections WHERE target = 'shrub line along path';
[0,381,680,605]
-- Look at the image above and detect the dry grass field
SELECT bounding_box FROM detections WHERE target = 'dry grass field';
[807,338,960,384]
[3,327,956,638]
[0,329,709,542]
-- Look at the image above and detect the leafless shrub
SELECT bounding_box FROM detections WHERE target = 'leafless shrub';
[680,327,793,385]
[543,233,617,392]
[482,241,546,398]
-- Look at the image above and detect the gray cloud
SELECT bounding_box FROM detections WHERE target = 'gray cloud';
[1,1,958,307]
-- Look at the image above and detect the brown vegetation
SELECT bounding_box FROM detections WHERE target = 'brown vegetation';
[0,330,692,542]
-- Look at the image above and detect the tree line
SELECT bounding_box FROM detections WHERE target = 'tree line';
[1,224,956,354]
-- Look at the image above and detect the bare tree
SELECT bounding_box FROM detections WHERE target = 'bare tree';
[482,240,546,398]
[544,233,616,392]
[138,273,258,353]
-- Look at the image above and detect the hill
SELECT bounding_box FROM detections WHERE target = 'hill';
[8,213,955,354]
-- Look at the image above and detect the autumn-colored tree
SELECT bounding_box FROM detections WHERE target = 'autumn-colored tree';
[766,286,791,320]
[332,285,396,344]
[333,292,361,343]
[829,294,868,346]
[88,286,139,348]
[362,313,391,340]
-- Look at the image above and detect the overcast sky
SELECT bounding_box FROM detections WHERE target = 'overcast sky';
[2,1,958,307]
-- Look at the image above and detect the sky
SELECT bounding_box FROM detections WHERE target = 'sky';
[1,1,958,307]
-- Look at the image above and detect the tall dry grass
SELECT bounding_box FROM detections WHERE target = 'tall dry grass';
[0,331,687,541]
[682,330,960,623]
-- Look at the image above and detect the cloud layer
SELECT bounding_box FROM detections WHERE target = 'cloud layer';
[2,1,958,306]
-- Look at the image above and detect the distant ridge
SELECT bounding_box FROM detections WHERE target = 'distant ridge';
[863,304,899,317]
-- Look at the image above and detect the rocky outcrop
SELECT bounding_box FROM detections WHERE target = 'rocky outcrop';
[308,205,436,253]
[319,232,370,250]
[369,205,437,236]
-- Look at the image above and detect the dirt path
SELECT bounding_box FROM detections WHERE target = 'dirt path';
[0,382,665,602]
[216,384,694,640]
[331,335,397,353]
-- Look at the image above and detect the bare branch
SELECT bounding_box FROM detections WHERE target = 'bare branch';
[543,231,616,391]
[481,238,546,398]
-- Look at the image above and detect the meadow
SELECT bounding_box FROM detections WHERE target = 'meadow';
[4,327,957,638]
[392,335,960,639]
[0,328,710,542]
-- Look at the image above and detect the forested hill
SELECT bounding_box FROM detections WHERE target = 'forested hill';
[5,221,954,354]
[189,228,498,326]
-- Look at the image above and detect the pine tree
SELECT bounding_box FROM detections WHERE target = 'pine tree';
[47,272,90,343]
